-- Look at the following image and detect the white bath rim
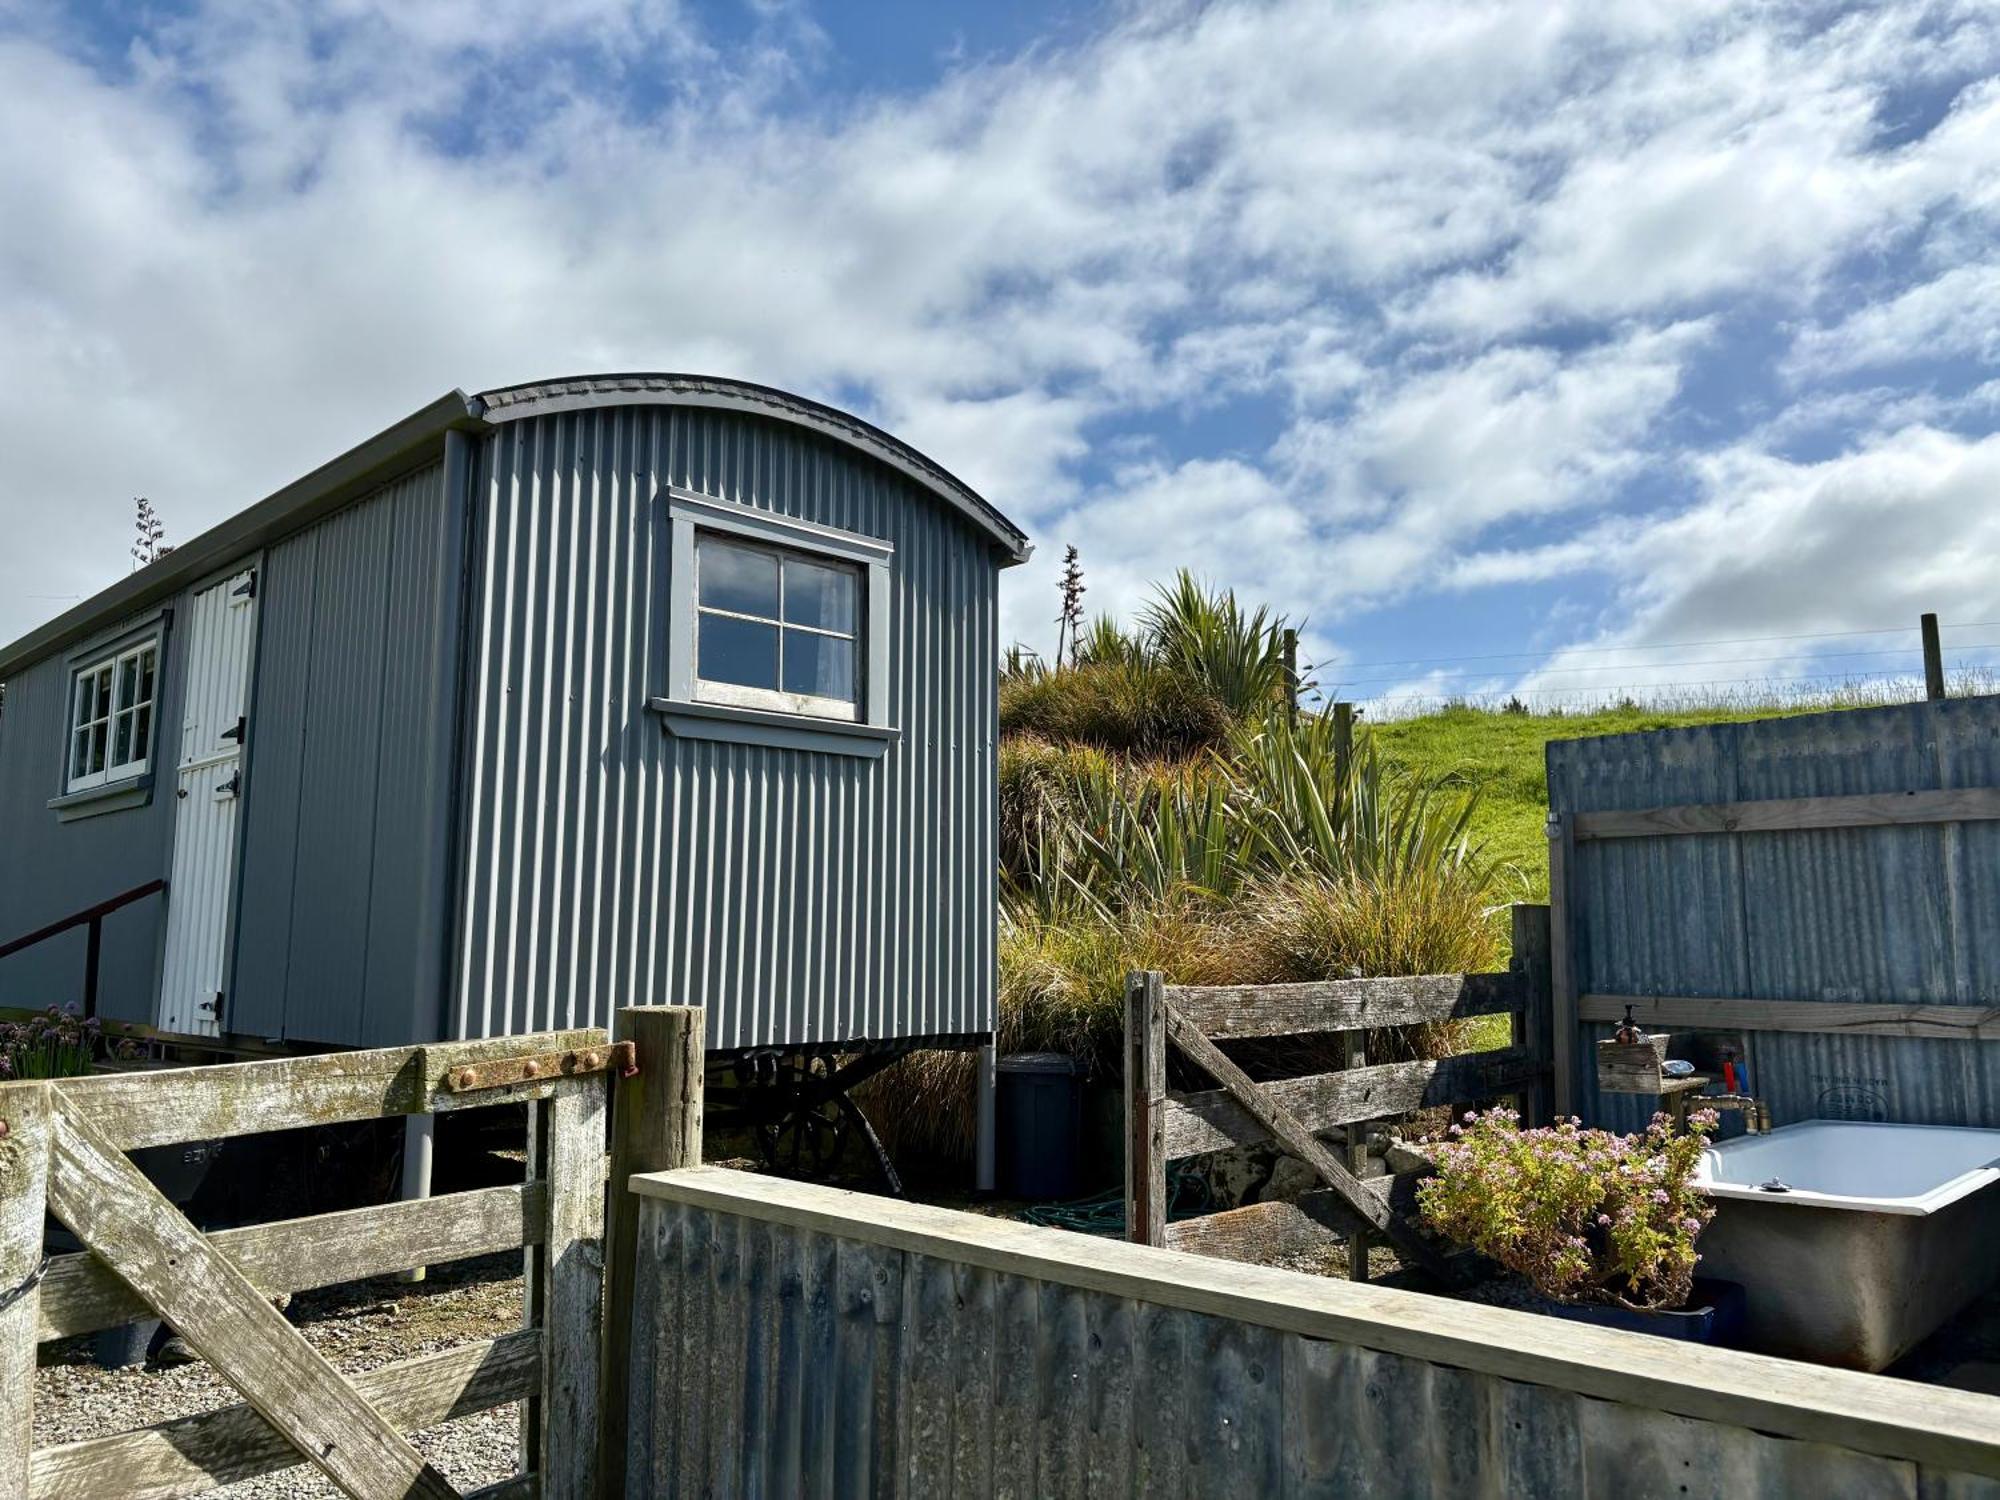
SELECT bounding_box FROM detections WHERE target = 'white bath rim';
[1694,1120,2000,1216]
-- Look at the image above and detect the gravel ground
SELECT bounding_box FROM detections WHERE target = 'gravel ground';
[34,1251,527,1496]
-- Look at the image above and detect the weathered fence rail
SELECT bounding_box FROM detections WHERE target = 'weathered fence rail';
[622,1164,2000,1497]
[1124,902,1553,1278]
[0,1007,707,1500]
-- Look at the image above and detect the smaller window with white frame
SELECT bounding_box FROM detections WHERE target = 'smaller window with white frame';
[694,534,862,720]
[66,637,159,793]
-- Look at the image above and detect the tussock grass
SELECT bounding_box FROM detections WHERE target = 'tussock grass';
[999,660,1234,757]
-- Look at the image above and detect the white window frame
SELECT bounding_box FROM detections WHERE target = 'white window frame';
[662,490,894,738]
[65,634,161,794]
[692,533,865,721]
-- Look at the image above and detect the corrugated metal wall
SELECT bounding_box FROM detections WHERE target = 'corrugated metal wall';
[233,458,465,1046]
[0,619,179,1022]
[1548,697,2000,1131]
[626,1191,1953,1498]
[452,404,999,1050]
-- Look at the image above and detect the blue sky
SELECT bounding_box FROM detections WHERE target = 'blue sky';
[2,0,1998,711]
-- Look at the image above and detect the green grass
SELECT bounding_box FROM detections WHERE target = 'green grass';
[1370,702,1845,902]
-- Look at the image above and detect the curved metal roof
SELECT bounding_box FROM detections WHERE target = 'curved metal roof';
[476,373,1031,564]
[0,374,1031,677]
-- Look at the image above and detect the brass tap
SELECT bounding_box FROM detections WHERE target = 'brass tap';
[1702,1093,1771,1134]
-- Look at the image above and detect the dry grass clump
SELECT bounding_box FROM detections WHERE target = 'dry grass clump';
[999,660,1234,758]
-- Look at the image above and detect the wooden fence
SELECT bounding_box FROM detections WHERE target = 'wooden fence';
[622,1164,2000,1497]
[1124,904,1552,1277]
[0,1006,705,1500]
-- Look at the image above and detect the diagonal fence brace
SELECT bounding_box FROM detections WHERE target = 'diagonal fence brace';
[45,1093,461,1500]
[1161,1001,1462,1284]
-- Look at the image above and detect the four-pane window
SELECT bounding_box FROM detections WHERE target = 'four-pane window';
[67,639,158,793]
[694,534,861,719]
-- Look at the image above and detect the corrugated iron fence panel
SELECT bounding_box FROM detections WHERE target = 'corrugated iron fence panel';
[628,1195,1943,1498]
[233,460,460,1045]
[1548,697,2000,1131]
[453,404,999,1051]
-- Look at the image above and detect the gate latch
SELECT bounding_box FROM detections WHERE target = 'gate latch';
[442,1040,638,1094]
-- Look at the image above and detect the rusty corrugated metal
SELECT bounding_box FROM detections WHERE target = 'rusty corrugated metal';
[451,399,1001,1051]
[627,1191,1954,1497]
[1548,697,2000,1133]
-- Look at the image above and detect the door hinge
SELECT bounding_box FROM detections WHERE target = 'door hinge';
[220,716,246,744]
[198,992,222,1015]
[230,572,257,601]
[214,771,242,800]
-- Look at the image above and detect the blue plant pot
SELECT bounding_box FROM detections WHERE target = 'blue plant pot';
[1533,1278,1747,1347]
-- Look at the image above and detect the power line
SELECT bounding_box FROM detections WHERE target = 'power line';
[1333,619,2000,674]
[1330,640,2000,690]
[1360,662,1995,705]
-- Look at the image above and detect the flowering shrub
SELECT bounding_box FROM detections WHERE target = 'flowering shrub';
[1415,1106,1717,1311]
[0,1005,137,1081]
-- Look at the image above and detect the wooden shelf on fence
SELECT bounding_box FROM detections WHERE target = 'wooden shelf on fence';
[1572,786,2000,840]
[1580,994,2000,1042]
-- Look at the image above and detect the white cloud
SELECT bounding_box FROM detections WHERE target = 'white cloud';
[1504,424,2000,698]
[1788,261,2000,375]
[0,0,1997,675]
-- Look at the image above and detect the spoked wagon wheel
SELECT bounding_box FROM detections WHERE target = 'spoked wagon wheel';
[754,1056,848,1177]
[744,1052,906,1197]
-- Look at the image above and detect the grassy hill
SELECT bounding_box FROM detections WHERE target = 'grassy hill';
[1370,702,1841,903]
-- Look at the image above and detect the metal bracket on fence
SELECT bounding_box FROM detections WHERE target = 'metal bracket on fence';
[0,1253,50,1316]
[442,1040,639,1094]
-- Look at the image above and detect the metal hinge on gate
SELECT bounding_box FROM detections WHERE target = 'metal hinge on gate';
[442,1040,638,1094]
[231,572,257,600]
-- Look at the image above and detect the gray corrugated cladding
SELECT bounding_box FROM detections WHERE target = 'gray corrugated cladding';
[626,1194,1949,1497]
[233,457,465,1046]
[1547,696,2000,1132]
[452,403,999,1051]
[0,610,182,1022]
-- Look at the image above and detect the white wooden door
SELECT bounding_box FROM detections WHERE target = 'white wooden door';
[158,568,258,1036]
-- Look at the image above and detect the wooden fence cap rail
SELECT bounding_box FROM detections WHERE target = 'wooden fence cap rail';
[631,1166,2000,1480]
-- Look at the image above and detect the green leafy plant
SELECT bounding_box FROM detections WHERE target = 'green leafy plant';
[1416,1107,1718,1310]
[1137,570,1290,716]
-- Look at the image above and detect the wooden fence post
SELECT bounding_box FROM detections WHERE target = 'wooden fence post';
[1343,1028,1369,1283]
[1547,815,1578,1120]
[1512,903,1555,1125]
[0,1083,49,1500]
[1124,973,1167,1248]
[1923,612,1947,701]
[600,1005,705,1500]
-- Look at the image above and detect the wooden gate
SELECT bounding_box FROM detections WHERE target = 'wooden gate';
[1123,903,1552,1279]
[0,1009,703,1500]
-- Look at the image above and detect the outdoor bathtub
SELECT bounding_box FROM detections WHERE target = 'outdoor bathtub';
[1694,1120,2000,1371]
